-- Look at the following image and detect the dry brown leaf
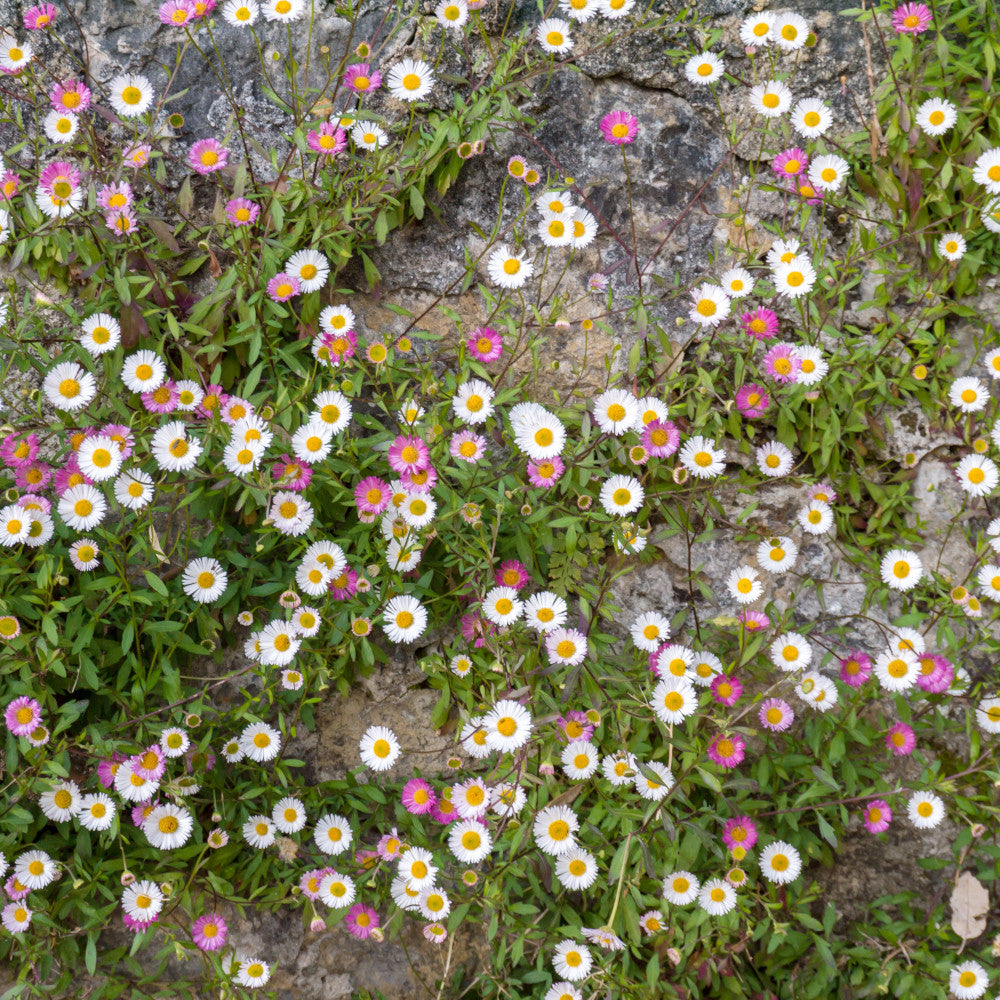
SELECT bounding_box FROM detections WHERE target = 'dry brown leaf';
[951,871,989,940]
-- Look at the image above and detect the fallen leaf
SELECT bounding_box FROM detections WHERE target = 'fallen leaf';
[951,871,989,940]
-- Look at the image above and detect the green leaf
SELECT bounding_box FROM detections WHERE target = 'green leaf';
[143,570,168,597]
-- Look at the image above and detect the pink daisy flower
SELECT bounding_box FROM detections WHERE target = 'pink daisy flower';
[495,560,530,591]
[159,0,198,25]
[424,922,447,943]
[600,110,639,145]
[589,272,609,293]
[53,457,93,496]
[220,396,252,425]
[97,182,133,212]
[14,461,51,491]
[707,733,745,769]
[758,698,794,732]
[50,79,90,113]
[721,815,757,852]
[556,710,594,743]
[1,432,39,468]
[507,155,528,181]
[328,566,358,600]
[401,778,437,815]
[431,797,459,824]
[460,612,496,649]
[762,342,802,384]
[839,650,872,688]
[388,435,430,475]
[5,696,42,737]
[5,875,30,901]
[191,913,228,951]
[17,494,50,513]
[863,799,892,833]
[123,143,153,169]
[191,0,216,16]
[307,122,347,156]
[300,867,334,900]
[105,209,138,237]
[226,197,259,226]
[376,829,403,861]
[272,455,312,491]
[772,147,809,178]
[735,383,770,418]
[189,138,228,175]
[891,2,932,34]
[142,380,179,414]
[355,476,392,514]
[710,674,742,707]
[526,455,565,488]
[739,609,770,632]
[885,722,915,756]
[451,431,486,463]
[343,63,381,93]
[123,913,159,933]
[131,800,159,828]
[0,169,19,199]
[808,483,837,504]
[197,384,227,419]
[97,753,126,789]
[24,4,57,29]
[793,179,825,206]
[401,465,438,492]
[740,307,779,341]
[467,326,503,362]
[641,419,680,458]
[319,329,357,365]
[131,745,166,781]
[345,903,380,940]
[38,161,81,198]
[267,272,300,302]
[916,654,953,693]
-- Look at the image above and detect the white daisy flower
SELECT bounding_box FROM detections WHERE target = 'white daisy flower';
[634,760,674,801]
[262,0,304,20]
[880,549,923,591]
[68,538,100,571]
[688,283,730,327]
[435,0,468,29]
[950,961,989,1000]
[593,388,639,436]
[113,761,159,802]
[698,877,737,915]
[109,74,154,117]
[684,51,724,85]
[656,643,694,679]
[916,97,956,136]
[983,199,1000,233]
[651,676,698,724]
[795,345,828,385]
[160,727,190,758]
[453,379,495,425]
[42,361,97,412]
[546,627,588,665]
[808,154,849,193]
[491,782,527,816]
[937,232,966,261]
[144,803,194,850]
[239,721,281,762]
[552,940,592,982]
[740,11,775,46]
[352,121,389,150]
[602,752,637,786]
[630,611,670,651]
[907,791,944,829]
[399,846,436,889]
[561,740,599,780]
[663,870,699,904]
[726,564,762,604]
[78,793,116,831]
[569,210,598,247]
[772,258,817,298]
[873,649,919,692]
[790,98,832,138]
[0,36,32,72]
[43,110,78,143]
[957,454,998,496]
[748,79,792,118]
[487,244,534,289]
[76,435,123,482]
[291,418,333,463]
[769,632,812,672]
[756,441,794,477]
[58,484,107,532]
[759,841,801,884]
[121,880,163,922]
[690,650,723,686]
[972,149,1000,194]
[235,958,271,988]
[559,0,598,21]
[555,848,599,890]
[39,781,82,823]
[679,435,726,478]
[949,375,989,412]
[448,820,492,863]
[798,499,834,535]
[151,422,203,472]
[599,473,644,515]
[534,804,578,855]
[537,17,573,53]
[975,697,1000,733]
[523,591,568,632]
[79,314,121,356]
[386,58,435,101]
[756,535,797,573]
[383,594,428,643]
[222,0,259,25]
[243,814,276,849]
[359,725,400,771]
[774,12,808,50]
[720,267,754,298]
[596,0,634,18]
[0,505,30,546]
[286,248,329,293]
[181,557,228,604]
[511,406,566,460]
[313,813,352,855]
[482,698,532,752]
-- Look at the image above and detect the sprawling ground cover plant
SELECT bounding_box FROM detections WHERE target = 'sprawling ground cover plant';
[2,0,1000,997]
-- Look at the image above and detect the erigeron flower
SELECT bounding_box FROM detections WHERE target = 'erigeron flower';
[359,725,400,771]
[144,803,194,850]
[263,0,304,19]
[599,473,644,515]
[976,697,1000,733]
[892,2,932,34]
[552,940,592,982]
[243,815,276,849]
[181,557,228,604]
[109,74,154,117]
[487,244,533,289]
[42,110,78,143]
[699,878,737,915]
[749,79,792,118]
[756,441,794,477]
[534,804,578,855]
[435,0,468,29]
[352,122,388,149]
[873,649,919,692]
[916,97,956,136]
[740,11,775,46]
[774,12,808,50]
[561,740,599,781]
[68,538,100,571]
[950,961,989,1000]
[593,388,639,435]
[58,484,107,531]
[662,870,699,904]
[651,676,698,724]
[599,110,638,145]
[78,792,115,831]
[121,880,163,922]
[950,376,989,412]
[757,536,798,573]
[546,627,587,665]
[684,51,724,85]
[523,591,568,632]
[630,611,670,651]
[42,361,97,412]
[798,499,834,535]
[957,454,999,496]
[386,58,435,102]
[880,549,922,591]
[222,0,259,23]
[973,149,1000,195]
[808,154,849,193]
[555,848,598,890]
[772,258,816,298]
[537,17,572,53]
[908,791,944,829]
[726,565,762,604]
[679,435,725,478]
[314,814,352,855]
[383,594,428,644]
[239,721,281,762]
[560,0,598,21]
[39,780,82,822]
[759,841,801,884]
[635,760,674,800]
[938,232,966,261]
[790,98,832,138]
[452,379,495,425]
[720,267,754,298]
[688,283,730,327]
[769,632,812,672]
